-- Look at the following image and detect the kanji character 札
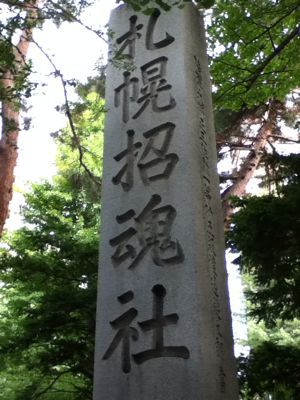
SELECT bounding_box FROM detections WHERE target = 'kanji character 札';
[115,9,175,59]
[109,195,184,269]
[112,122,179,191]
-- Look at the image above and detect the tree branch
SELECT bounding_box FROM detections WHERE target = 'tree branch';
[33,370,72,399]
[244,3,300,46]
[221,101,278,228]
[31,38,101,189]
[244,25,300,93]
[270,134,300,144]
[47,0,108,43]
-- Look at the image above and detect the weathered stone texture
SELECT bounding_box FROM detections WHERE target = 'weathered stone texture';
[93,4,238,400]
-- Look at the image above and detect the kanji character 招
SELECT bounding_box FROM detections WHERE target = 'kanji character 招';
[112,122,179,191]
[109,194,184,269]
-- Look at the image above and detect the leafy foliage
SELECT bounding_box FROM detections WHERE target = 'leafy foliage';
[121,0,214,13]
[228,154,300,326]
[228,154,300,398]
[237,318,300,399]
[1,1,300,398]
[0,181,99,399]
[238,341,300,400]
[210,2,300,395]
[208,0,300,110]
[54,90,105,196]
[0,87,103,399]
[0,0,92,103]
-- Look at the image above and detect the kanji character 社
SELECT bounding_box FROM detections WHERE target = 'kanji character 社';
[102,286,190,373]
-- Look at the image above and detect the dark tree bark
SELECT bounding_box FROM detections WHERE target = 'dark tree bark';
[221,101,278,227]
[0,2,37,236]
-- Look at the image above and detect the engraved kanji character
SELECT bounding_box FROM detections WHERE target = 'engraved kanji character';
[138,122,178,185]
[103,286,189,373]
[112,130,142,191]
[145,8,175,50]
[133,57,176,120]
[115,15,143,59]
[133,284,190,364]
[112,123,178,191]
[102,291,138,373]
[114,72,139,123]
[109,195,184,269]
[115,9,174,59]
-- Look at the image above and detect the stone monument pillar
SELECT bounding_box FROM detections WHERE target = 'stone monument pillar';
[93,3,238,400]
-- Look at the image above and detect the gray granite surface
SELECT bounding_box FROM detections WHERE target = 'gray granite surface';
[93,4,239,399]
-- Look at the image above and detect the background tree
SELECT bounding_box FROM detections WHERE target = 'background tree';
[228,153,300,399]
[207,0,300,224]
[229,154,300,324]
[0,0,99,237]
[119,0,300,224]
[1,0,299,231]
[238,320,300,399]
[1,1,300,398]
[0,84,104,399]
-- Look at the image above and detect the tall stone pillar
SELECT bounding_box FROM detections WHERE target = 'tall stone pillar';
[93,3,238,400]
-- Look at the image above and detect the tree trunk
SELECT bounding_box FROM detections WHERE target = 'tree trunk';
[221,102,277,227]
[0,2,37,237]
[0,73,20,235]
